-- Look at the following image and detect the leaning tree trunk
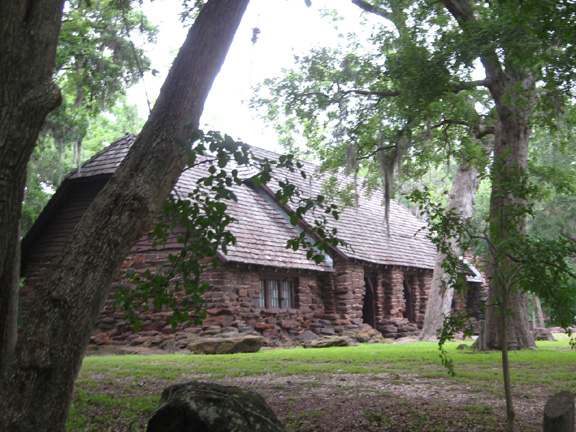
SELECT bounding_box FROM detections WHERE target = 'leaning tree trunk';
[0,1,249,431]
[0,0,65,373]
[419,155,482,341]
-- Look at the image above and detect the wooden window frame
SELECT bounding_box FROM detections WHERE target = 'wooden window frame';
[256,277,297,309]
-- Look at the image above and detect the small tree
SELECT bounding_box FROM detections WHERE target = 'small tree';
[413,186,576,432]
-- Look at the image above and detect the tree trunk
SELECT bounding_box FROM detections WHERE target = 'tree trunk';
[419,156,481,340]
[76,137,83,174]
[0,1,249,431]
[500,290,515,432]
[543,391,575,432]
[57,136,64,185]
[483,71,537,351]
[533,294,545,328]
[0,0,65,373]
[484,285,534,350]
[443,0,537,352]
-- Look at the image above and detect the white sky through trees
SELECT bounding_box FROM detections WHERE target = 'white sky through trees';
[128,0,367,151]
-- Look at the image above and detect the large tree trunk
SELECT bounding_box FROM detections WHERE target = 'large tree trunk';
[419,156,481,340]
[443,0,536,353]
[484,81,536,350]
[533,294,545,328]
[484,285,534,350]
[0,0,65,373]
[0,1,249,431]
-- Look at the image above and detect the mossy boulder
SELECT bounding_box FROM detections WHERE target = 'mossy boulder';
[146,381,285,432]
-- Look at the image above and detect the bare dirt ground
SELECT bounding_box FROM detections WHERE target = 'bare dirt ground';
[217,371,543,431]
[78,345,549,432]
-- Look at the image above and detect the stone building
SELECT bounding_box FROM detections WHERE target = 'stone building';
[21,134,481,346]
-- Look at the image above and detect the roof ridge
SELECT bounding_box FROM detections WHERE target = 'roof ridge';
[66,133,137,180]
[54,134,435,270]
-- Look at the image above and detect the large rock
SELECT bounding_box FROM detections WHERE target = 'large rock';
[146,381,285,432]
[187,334,264,354]
[379,324,398,338]
[305,336,353,348]
[295,330,320,342]
[353,327,386,344]
[534,327,556,341]
[90,332,111,346]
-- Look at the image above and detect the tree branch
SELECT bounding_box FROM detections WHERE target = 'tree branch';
[442,0,477,24]
[351,0,394,22]
[356,144,397,161]
[451,79,490,92]
[351,0,410,35]
[296,88,401,104]
[430,119,495,141]
[341,88,401,98]
[431,119,472,130]
[475,126,495,140]
[442,0,504,97]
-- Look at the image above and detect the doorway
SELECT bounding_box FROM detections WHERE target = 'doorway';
[363,276,377,328]
[403,279,415,322]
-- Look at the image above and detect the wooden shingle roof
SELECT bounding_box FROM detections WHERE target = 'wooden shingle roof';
[248,147,436,270]
[67,133,134,180]
[54,134,436,272]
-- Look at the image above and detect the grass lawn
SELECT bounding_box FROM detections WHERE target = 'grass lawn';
[67,339,576,431]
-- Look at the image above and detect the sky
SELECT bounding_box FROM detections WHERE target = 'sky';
[128,0,369,152]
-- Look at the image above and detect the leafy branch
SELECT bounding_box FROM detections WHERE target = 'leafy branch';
[115,130,344,329]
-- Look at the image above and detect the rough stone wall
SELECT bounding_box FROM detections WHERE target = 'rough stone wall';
[374,272,386,325]
[410,271,432,327]
[88,250,337,345]
[380,267,406,325]
[328,258,366,329]
[450,281,488,334]
[376,267,433,338]
[95,249,188,345]
[199,264,328,344]
[465,282,487,321]
[327,260,434,339]
[21,251,361,346]
[22,250,439,345]
[419,272,433,325]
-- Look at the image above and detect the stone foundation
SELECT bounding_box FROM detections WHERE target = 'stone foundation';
[22,249,445,348]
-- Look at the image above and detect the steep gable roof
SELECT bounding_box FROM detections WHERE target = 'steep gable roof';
[25,135,436,272]
[172,155,331,272]
[67,133,134,180]
[247,146,435,269]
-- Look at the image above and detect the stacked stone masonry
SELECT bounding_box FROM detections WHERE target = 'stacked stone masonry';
[19,139,485,347]
[20,249,486,347]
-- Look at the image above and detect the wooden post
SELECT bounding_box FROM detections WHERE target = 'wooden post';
[543,391,574,432]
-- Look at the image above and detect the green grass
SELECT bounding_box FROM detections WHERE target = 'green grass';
[67,340,576,431]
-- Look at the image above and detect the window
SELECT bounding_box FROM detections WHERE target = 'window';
[256,278,296,309]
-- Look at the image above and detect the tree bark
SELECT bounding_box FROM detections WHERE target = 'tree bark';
[419,156,482,340]
[0,1,249,431]
[0,0,65,373]
[443,0,536,352]
[543,391,575,432]
[483,71,537,350]
[533,294,545,328]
